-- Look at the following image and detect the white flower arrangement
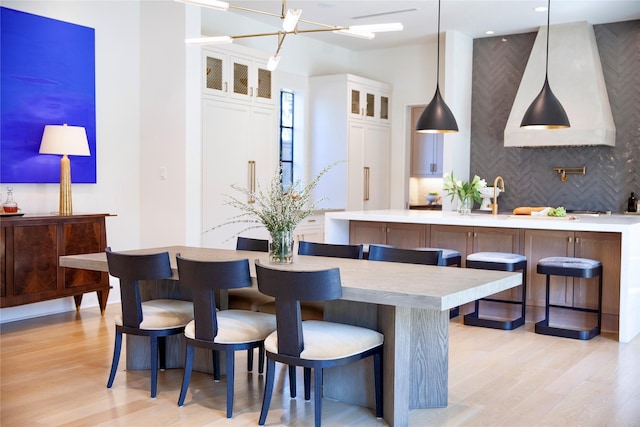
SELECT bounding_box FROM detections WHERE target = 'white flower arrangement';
[442,171,487,204]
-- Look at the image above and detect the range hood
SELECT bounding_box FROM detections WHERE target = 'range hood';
[505,21,616,147]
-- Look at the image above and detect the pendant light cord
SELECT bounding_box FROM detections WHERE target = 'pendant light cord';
[545,0,550,76]
[436,0,441,87]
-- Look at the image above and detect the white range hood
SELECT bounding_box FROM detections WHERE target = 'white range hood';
[504,21,616,147]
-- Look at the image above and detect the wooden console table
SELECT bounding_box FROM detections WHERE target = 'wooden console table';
[1,213,112,313]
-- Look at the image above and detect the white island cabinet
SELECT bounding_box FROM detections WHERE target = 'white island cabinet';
[325,209,640,343]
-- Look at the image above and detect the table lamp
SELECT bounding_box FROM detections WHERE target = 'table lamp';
[39,124,90,215]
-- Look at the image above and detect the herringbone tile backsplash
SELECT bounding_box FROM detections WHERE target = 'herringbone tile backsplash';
[470,21,639,213]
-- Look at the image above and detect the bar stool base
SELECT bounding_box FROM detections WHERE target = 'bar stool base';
[464,309,524,331]
[535,319,600,340]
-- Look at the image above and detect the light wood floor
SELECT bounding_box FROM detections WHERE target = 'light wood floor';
[1,304,638,427]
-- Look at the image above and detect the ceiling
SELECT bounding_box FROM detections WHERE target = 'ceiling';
[205,0,640,51]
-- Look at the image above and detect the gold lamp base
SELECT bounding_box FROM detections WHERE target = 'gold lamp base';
[59,154,73,216]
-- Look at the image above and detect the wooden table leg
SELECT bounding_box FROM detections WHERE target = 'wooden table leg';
[324,301,449,426]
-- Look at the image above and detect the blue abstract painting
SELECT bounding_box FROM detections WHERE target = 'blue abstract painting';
[1,7,96,183]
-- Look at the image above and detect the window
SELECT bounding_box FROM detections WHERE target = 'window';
[279,90,294,191]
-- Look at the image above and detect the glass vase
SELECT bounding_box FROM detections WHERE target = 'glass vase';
[457,196,473,215]
[269,229,294,264]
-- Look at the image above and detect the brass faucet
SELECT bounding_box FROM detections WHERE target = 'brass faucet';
[490,176,505,215]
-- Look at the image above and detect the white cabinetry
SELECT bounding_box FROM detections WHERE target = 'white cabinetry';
[202,47,273,106]
[294,213,325,244]
[310,74,391,211]
[201,97,277,248]
[200,47,277,249]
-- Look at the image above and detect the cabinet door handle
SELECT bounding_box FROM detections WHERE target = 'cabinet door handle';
[224,82,228,93]
[250,87,254,97]
[575,237,580,244]
[568,237,573,243]
[364,167,370,201]
[467,232,472,237]
[474,232,478,237]
[248,161,256,203]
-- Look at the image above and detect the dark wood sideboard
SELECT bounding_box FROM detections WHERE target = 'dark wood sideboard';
[1,213,112,313]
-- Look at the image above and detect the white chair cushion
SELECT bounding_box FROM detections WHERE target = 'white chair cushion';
[538,257,601,270]
[185,310,276,344]
[467,252,526,264]
[264,320,384,361]
[115,299,194,330]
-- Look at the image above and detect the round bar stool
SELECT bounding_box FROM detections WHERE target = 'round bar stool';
[464,252,527,330]
[535,257,602,340]
[416,247,462,318]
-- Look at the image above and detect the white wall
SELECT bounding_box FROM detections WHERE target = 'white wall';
[139,0,196,248]
[1,0,142,323]
[442,31,473,211]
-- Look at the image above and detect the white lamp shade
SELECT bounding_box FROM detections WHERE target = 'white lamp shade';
[39,124,90,156]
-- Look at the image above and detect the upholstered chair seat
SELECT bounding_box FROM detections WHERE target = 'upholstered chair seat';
[114,299,193,330]
[264,320,382,361]
[184,310,276,344]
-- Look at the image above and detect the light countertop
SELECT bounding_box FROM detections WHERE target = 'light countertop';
[325,209,640,232]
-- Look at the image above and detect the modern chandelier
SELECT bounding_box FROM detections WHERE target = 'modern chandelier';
[176,0,403,70]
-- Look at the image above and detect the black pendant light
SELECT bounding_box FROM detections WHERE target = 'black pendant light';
[520,0,570,129]
[416,0,458,134]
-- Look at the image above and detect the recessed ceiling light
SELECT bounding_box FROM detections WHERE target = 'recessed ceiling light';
[485,30,494,35]
[534,6,548,12]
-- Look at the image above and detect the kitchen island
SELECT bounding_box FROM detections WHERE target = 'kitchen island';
[325,209,640,343]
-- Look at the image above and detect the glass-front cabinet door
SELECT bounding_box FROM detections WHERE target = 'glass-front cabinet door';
[203,50,227,97]
[350,87,362,119]
[366,92,375,119]
[255,65,273,104]
[380,95,389,121]
[230,55,251,101]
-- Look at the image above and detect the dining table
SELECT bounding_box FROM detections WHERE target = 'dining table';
[60,245,522,427]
